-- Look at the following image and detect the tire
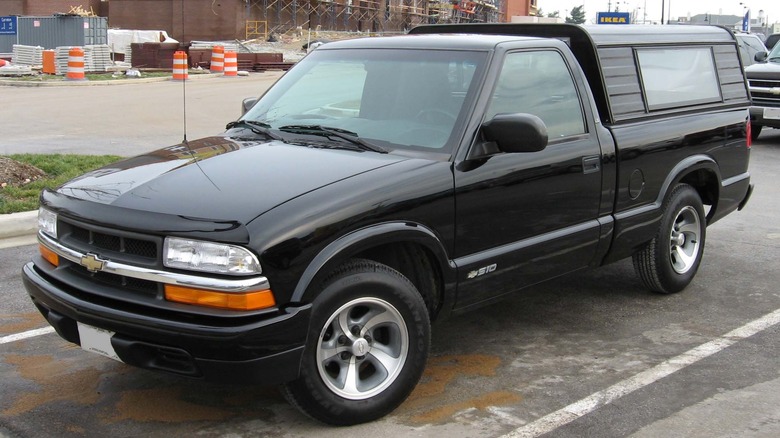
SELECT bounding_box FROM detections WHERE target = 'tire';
[751,124,762,142]
[282,259,430,425]
[632,184,706,294]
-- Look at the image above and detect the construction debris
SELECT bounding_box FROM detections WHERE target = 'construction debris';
[67,5,97,17]
[12,45,43,66]
[0,157,47,188]
[0,65,36,76]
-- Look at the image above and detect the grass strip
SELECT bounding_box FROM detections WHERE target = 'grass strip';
[1,154,122,214]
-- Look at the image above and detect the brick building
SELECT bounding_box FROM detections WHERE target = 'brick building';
[1,0,531,41]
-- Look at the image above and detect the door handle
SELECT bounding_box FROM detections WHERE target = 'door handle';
[582,155,601,174]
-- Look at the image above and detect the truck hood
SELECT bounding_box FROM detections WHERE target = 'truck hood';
[745,61,780,78]
[54,136,408,224]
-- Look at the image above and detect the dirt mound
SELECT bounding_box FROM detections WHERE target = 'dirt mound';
[0,157,47,188]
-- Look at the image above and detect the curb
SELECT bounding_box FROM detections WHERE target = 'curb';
[0,210,37,238]
[0,72,225,87]
[0,210,38,249]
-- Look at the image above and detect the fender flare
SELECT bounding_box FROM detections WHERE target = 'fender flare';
[657,154,720,205]
[614,154,720,224]
[291,222,456,303]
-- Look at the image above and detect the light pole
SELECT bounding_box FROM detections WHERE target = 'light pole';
[661,0,665,24]
[740,2,750,32]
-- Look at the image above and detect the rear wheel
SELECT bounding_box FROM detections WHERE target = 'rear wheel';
[633,184,706,294]
[283,259,430,425]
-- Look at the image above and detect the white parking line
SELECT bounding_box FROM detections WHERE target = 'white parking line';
[0,326,56,345]
[502,307,780,438]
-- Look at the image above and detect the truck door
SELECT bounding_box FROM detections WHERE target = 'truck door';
[453,49,605,309]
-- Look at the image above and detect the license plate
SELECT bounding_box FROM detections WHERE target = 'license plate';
[77,322,123,362]
[763,108,780,120]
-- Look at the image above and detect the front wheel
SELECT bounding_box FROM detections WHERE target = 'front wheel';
[633,184,706,294]
[282,260,430,425]
[751,124,763,142]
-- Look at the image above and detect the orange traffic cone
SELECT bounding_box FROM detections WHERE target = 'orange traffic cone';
[66,47,86,81]
[224,51,238,77]
[172,51,188,81]
[210,45,224,73]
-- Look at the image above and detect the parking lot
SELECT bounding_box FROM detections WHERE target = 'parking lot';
[1,75,779,437]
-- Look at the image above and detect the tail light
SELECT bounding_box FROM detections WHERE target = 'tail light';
[746,119,752,149]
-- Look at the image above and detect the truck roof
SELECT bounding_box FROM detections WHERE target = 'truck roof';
[408,23,737,46]
[319,33,542,51]
[409,23,748,124]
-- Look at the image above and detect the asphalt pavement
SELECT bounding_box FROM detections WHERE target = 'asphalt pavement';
[1,77,779,437]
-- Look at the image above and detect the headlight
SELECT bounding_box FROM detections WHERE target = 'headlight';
[38,207,57,238]
[163,237,261,275]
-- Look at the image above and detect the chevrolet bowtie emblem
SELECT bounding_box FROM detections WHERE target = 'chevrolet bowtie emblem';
[80,253,107,272]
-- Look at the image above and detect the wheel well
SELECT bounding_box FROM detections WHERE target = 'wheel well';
[678,169,718,220]
[353,242,443,321]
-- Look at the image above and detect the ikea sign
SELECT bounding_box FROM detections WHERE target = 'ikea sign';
[597,12,631,24]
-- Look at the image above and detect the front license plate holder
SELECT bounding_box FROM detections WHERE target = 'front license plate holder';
[77,322,123,362]
[763,107,780,120]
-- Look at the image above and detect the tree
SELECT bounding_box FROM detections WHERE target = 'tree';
[535,8,561,19]
[566,5,586,24]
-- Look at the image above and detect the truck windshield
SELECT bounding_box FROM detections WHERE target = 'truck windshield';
[769,41,780,61]
[242,48,487,154]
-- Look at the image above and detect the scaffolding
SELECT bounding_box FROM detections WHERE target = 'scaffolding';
[247,0,504,34]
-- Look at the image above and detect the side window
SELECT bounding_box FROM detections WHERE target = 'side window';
[636,47,722,110]
[486,50,586,140]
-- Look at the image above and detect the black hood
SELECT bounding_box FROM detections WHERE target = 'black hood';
[54,136,408,224]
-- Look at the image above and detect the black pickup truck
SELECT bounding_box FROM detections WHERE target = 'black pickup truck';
[23,24,753,425]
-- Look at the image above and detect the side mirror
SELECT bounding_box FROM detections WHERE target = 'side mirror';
[755,51,768,63]
[480,113,548,154]
[242,97,259,116]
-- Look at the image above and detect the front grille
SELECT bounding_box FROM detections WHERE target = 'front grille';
[67,264,160,297]
[748,79,780,88]
[60,220,159,262]
[748,78,780,106]
[54,217,163,299]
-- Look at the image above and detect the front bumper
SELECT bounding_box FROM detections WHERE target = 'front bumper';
[749,106,780,128]
[23,261,311,384]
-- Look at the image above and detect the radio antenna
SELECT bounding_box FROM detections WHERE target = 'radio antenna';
[179,0,220,191]
[181,0,188,144]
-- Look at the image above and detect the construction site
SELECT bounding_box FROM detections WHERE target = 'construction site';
[245,0,505,35]
[2,0,508,41]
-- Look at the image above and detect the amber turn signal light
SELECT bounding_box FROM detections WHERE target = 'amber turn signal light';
[39,244,59,267]
[164,284,275,311]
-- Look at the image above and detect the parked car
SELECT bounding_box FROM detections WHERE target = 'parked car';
[745,41,780,139]
[736,33,769,67]
[23,24,753,425]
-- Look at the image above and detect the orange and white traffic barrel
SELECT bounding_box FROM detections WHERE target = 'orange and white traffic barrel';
[224,51,238,77]
[172,51,188,80]
[210,45,224,73]
[66,47,86,81]
[172,51,188,81]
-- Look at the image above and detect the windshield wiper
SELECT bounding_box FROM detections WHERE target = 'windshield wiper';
[278,125,388,154]
[225,120,282,140]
